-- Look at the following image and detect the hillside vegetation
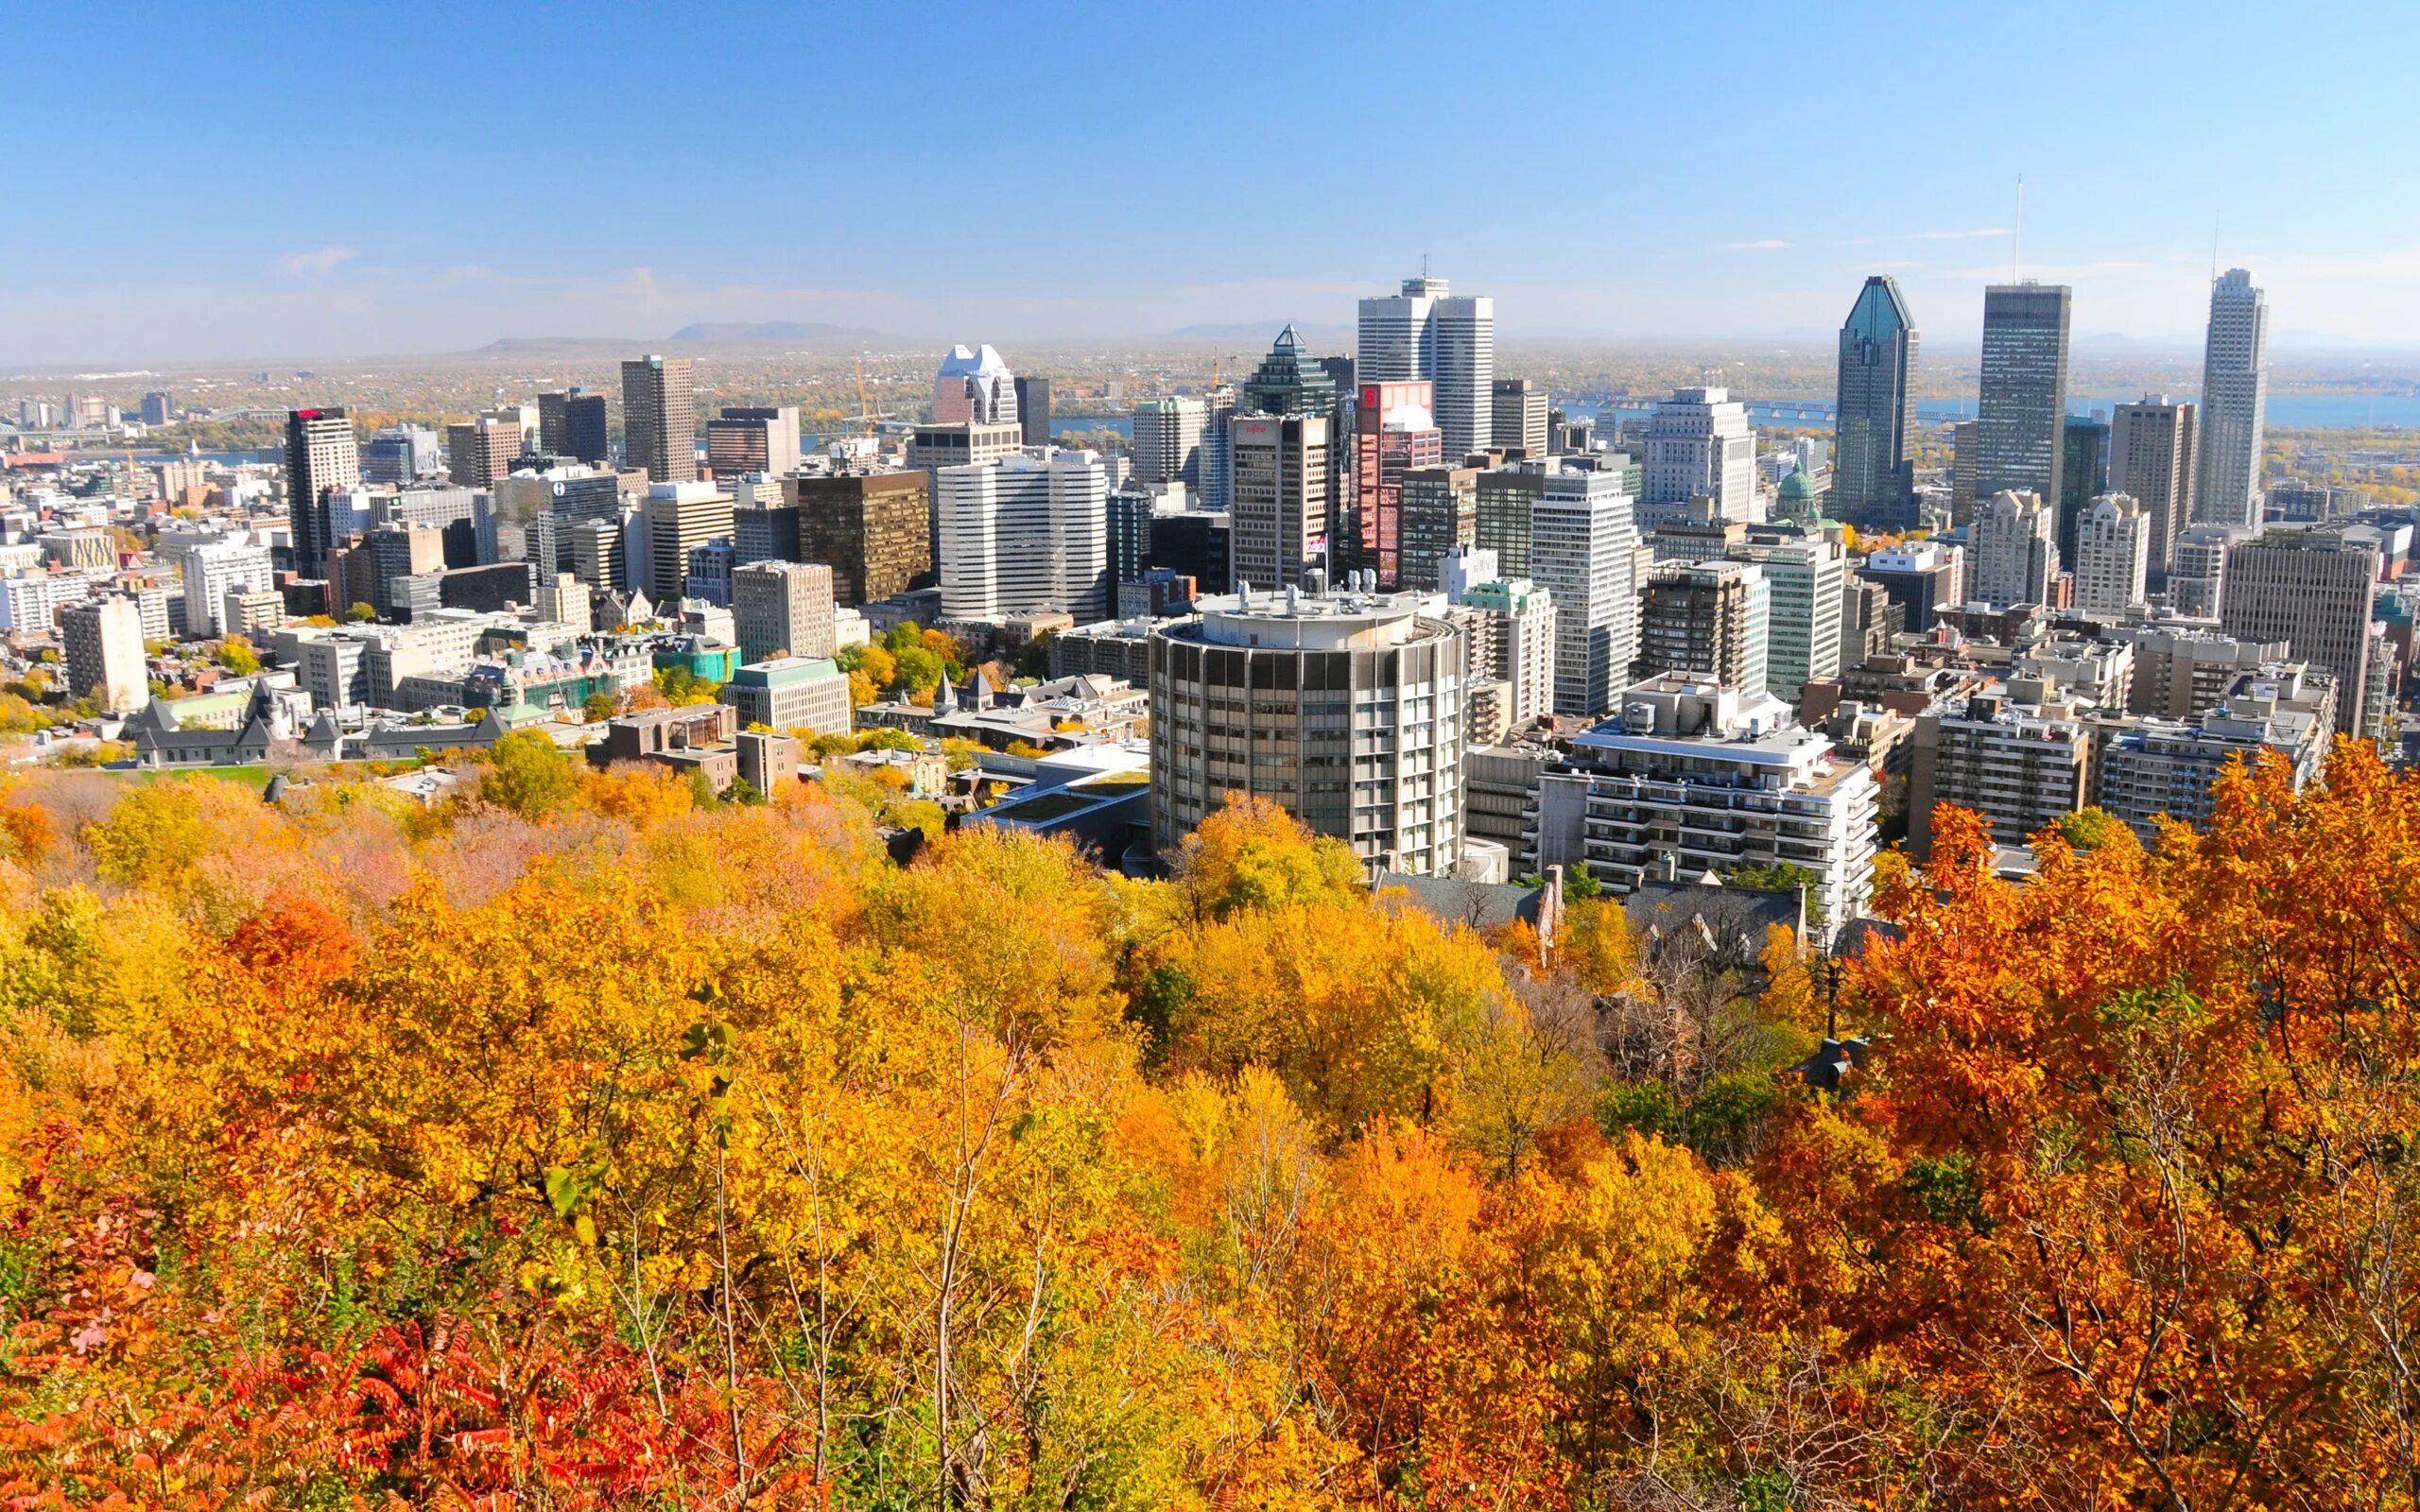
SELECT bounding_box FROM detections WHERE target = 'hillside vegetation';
[0,745,2414,1508]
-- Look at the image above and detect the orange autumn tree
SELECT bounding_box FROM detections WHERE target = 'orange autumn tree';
[1772,743,2420,1505]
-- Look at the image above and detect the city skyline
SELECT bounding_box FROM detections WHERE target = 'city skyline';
[11,1,2420,364]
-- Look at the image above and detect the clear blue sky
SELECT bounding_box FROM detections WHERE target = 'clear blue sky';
[10,0,2419,363]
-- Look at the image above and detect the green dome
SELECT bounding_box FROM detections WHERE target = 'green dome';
[1779,468,1816,501]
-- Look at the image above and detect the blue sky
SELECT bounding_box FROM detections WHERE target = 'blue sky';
[10,0,2419,363]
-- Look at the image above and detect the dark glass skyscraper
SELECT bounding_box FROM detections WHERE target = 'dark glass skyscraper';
[2058,416,2110,567]
[1833,276,1919,525]
[1012,376,1052,448]
[1976,283,2072,507]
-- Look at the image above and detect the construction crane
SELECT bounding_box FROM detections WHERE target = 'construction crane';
[854,352,878,436]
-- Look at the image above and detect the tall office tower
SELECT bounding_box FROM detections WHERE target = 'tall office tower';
[1528,465,1639,717]
[180,541,274,636]
[1642,387,1758,524]
[140,391,173,426]
[1976,283,2073,507]
[938,451,1110,623]
[705,406,803,478]
[1834,275,1920,525]
[285,407,361,570]
[1107,484,1155,593]
[2074,493,2152,619]
[539,387,612,464]
[1972,490,2059,608]
[1132,397,1208,488]
[1397,464,1479,592]
[1199,389,1237,508]
[445,417,520,490]
[905,421,1018,557]
[1357,275,1494,455]
[2059,417,2110,570]
[791,471,933,606]
[1728,533,1845,703]
[2221,527,2381,731]
[2197,268,2271,528]
[1638,560,1771,697]
[1491,378,1549,458]
[1355,382,1443,589]
[60,596,147,712]
[1228,414,1330,593]
[1950,419,1980,519]
[642,483,735,602]
[932,344,1018,425]
[1012,376,1051,447]
[621,354,698,483]
[1475,464,1547,576]
[1149,589,1466,875]
[1227,327,1340,587]
[2167,524,2244,619]
[732,560,836,663]
[1456,578,1558,729]
[2110,398,2198,584]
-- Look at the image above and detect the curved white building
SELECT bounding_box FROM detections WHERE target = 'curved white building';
[1150,585,1465,874]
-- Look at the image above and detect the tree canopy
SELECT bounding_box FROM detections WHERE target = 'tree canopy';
[0,746,2414,1506]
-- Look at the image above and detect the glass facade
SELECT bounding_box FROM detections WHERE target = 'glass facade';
[1976,284,2072,505]
[1833,276,1918,526]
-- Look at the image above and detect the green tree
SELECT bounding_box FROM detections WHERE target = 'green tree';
[480,729,579,819]
[892,645,944,695]
[582,690,617,722]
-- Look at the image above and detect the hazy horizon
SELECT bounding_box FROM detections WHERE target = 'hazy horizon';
[10,0,2420,368]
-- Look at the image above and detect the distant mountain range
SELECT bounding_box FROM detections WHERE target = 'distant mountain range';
[1167,320,1355,346]
[666,320,894,346]
[459,322,897,361]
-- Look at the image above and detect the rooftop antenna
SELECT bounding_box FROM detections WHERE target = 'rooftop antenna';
[2210,208,2221,285]
[2014,173,2024,283]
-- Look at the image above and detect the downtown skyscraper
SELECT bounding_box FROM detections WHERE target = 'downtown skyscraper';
[1976,284,2073,507]
[1231,326,1337,592]
[285,406,360,575]
[621,354,698,483]
[1833,275,1919,525]
[1357,275,1494,457]
[2196,268,2270,528]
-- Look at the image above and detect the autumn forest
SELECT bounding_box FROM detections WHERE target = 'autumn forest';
[3,741,2418,1509]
